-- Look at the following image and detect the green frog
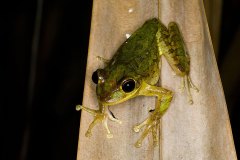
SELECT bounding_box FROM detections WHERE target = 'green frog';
[76,18,198,148]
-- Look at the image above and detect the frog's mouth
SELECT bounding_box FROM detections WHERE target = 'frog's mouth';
[99,94,125,106]
[102,98,122,106]
[99,89,139,106]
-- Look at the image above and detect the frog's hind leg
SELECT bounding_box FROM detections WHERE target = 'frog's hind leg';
[158,21,198,103]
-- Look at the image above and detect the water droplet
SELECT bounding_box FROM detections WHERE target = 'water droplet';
[128,8,134,13]
[126,33,131,39]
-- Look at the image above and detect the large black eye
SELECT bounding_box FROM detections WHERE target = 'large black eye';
[122,79,135,93]
[92,70,98,84]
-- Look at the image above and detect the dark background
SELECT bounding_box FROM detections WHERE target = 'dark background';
[1,0,239,159]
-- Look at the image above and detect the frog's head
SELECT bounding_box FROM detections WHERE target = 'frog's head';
[92,68,140,106]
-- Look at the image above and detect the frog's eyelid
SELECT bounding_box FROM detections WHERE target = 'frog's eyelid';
[119,77,136,85]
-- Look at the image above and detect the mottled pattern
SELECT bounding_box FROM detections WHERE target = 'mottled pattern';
[106,18,161,85]
[102,18,190,92]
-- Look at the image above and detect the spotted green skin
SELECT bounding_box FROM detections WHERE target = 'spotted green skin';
[97,19,160,102]
[77,18,197,147]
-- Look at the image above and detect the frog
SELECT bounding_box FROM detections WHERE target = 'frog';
[76,18,198,148]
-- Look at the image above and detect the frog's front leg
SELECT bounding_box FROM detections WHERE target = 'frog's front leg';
[76,104,121,138]
[133,81,173,148]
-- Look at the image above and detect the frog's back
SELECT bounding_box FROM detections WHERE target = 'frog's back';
[107,18,160,84]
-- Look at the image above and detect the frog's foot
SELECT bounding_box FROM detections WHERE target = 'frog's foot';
[76,105,121,138]
[133,115,160,148]
[182,75,199,104]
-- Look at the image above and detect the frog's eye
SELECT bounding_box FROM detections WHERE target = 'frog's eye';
[121,79,136,93]
[92,70,98,84]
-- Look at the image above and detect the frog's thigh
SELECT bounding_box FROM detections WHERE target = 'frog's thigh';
[160,25,191,81]
[168,22,184,45]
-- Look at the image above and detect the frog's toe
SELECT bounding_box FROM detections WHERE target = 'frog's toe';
[188,99,193,105]
[107,133,113,139]
[85,130,92,137]
[75,104,83,111]
[117,120,122,124]
[133,126,141,133]
[84,116,102,138]
[134,126,151,148]
[178,78,185,93]
[135,141,143,148]
[134,115,160,148]
[184,75,199,104]
[133,117,151,133]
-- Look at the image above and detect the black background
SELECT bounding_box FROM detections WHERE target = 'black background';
[1,0,239,159]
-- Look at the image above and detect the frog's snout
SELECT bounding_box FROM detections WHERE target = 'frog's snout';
[99,95,109,103]
[99,95,116,104]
